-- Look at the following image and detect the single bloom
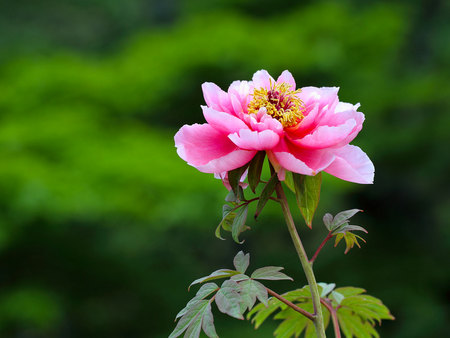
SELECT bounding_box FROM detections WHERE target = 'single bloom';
[175,70,374,185]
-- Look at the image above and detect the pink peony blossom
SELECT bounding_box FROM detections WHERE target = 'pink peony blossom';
[175,70,374,184]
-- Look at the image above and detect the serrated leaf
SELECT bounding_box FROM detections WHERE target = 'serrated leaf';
[231,204,249,243]
[215,280,243,319]
[254,172,278,219]
[233,251,250,273]
[247,297,283,328]
[332,209,362,227]
[189,269,239,288]
[176,283,218,319]
[248,151,265,193]
[274,302,330,338]
[334,287,366,297]
[335,290,394,337]
[293,172,322,228]
[239,279,268,312]
[334,232,366,254]
[170,300,209,338]
[201,302,218,338]
[228,163,249,199]
[323,213,333,230]
[251,266,293,281]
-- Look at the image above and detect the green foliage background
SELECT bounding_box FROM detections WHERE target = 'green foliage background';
[0,0,448,337]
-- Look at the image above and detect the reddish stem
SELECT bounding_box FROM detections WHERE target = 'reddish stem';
[266,287,315,321]
[320,298,341,338]
[310,232,333,265]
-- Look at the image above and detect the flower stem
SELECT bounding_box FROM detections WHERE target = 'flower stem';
[265,287,315,321]
[275,182,326,338]
[310,232,333,265]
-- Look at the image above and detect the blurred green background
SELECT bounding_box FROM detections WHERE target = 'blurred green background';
[0,0,449,337]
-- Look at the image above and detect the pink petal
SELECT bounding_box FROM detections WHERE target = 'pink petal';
[299,87,339,112]
[291,119,357,149]
[325,145,374,184]
[252,70,274,89]
[196,150,256,173]
[277,70,296,89]
[202,106,249,134]
[228,129,280,150]
[202,82,233,113]
[272,138,335,174]
[175,123,237,168]
[271,152,315,175]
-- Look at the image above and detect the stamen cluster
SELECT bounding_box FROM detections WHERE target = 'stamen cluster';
[248,82,305,127]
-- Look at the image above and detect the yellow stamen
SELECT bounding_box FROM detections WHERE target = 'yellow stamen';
[247,81,305,127]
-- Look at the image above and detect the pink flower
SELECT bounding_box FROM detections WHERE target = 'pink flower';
[175,70,374,184]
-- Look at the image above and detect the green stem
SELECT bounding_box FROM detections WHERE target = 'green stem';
[275,182,326,338]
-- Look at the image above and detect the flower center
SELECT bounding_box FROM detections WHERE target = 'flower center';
[247,81,305,127]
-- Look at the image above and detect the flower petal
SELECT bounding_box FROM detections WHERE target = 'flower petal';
[325,145,374,184]
[291,119,357,149]
[202,82,233,113]
[202,106,249,134]
[175,123,236,167]
[228,129,280,151]
[277,70,296,89]
[196,150,256,173]
[252,70,274,89]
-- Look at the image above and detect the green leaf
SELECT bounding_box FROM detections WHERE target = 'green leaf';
[201,302,218,338]
[330,291,345,305]
[247,285,317,331]
[248,151,265,193]
[215,280,243,319]
[247,297,284,329]
[283,171,295,193]
[323,213,333,230]
[228,163,249,199]
[334,224,368,234]
[254,172,278,219]
[239,279,268,312]
[293,172,322,228]
[176,283,218,319]
[225,190,237,203]
[215,204,236,240]
[334,287,366,297]
[230,274,249,282]
[189,269,239,289]
[332,209,362,228]
[231,204,249,243]
[334,232,367,254]
[251,266,293,281]
[170,300,209,338]
[274,302,330,338]
[334,289,394,337]
[318,282,336,297]
[233,251,250,273]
